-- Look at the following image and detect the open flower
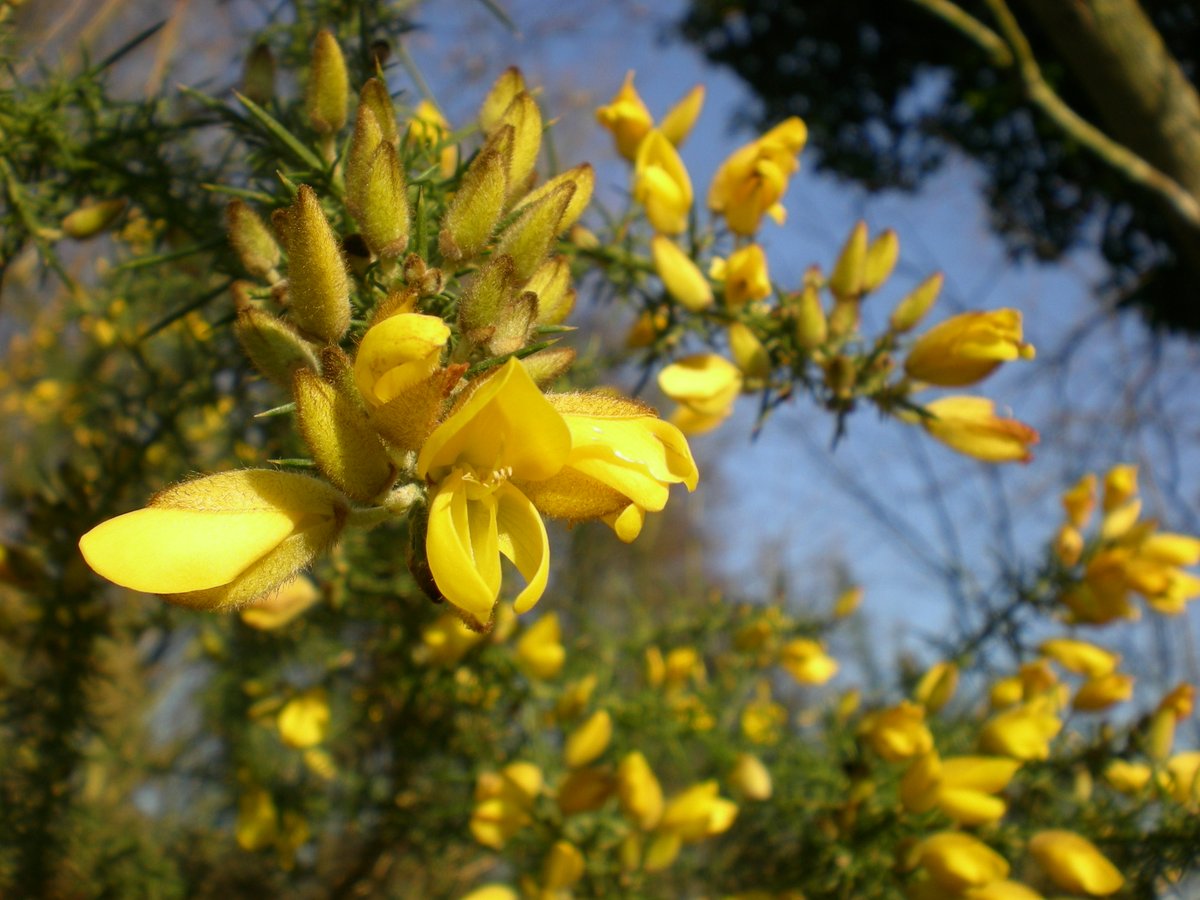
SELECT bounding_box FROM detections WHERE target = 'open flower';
[79,469,348,610]
[1028,830,1124,896]
[417,358,571,627]
[904,309,1035,387]
[658,353,743,434]
[517,391,698,542]
[353,312,450,406]
[596,72,704,160]
[919,396,1039,464]
[633,130,693,235]
[708,117,807,235]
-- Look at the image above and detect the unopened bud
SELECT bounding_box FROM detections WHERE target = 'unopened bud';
[825,354,857,399]
[889,272,943,333]
[828,220,868,301]
[294,368,396,503]
[652,236,712,312]
[729,752,772,801]
[862,229,899,294]
[438,127,511,261]
[226,200,281,281]
[487,291,538,356]
[827,297,860,339]
[459,255,519,337]
[357,143,410,261]
[513,164,594,236]
[729,322,770,381]
[345,105,385,220]
[235,306,319,388]
[275,185,351,343]
[241,42,276,106]
[521,346,576,386]
[493,182,575,284]
[62,198,127,240]
[306,30,349,136]
[527,256,576,325]
[494,92,542,204]
[479,66,526,134]
[358,78,398,146]
[793,280,827,350]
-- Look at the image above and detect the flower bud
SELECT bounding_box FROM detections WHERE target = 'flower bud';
[345,105,385,219]
[234,305,319,388]
[617,751,663,829]
[275,185,351,343]
[564,709,613,768]
[480,66,526,134]
[493,91,542,203]
[889,272,943,333]
[862,228,898,293]
[227,200,282,281]
[652,236,712,311]
[527,256,576,325]
[914,661,958,713]
[278,688,330,748]
[294,368,396,502]
[633,130,692,235]
[493,182,575,284]
[729,752,772,801]
[596,71,653,160]
[728,322,770,382]
[1028,830,1124,897]
[1072,673,1134,712]
[516,613,564,680]
[542,841,584,892]
[793,280,827,350]
[306,29,348,136]
[914,832,1009,893]
[62,198,127,239]
[438,127,511,261]
[513,163,594,236]
[828,220,868,301]
[356,142,410,261]
[358,77,397,146]
[918,396,1039,464]
[659,84,705,147]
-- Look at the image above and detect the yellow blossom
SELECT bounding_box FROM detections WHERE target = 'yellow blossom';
[1062,473,1097,529]
[904,309,1035,387]
[919,396,1039,464]
[617,751,664,830]
[708,117,807,235]
[711,244,771,308]
[541,840,585,892]
[460,886,519,900]
[664,646,706,689]
[353,313,450,406]
[1101,464,1137,513]
[729,752,773,801]
[471,761,542,849]
[277,688,330,748]
[633,130,693,235]
[652,236,713,311]
[408,99,457,179]
[516,612,565,680]
[78,470,347,610]
[1072,672,1134,711]
[978,700,1061,760]
[417,359,570,627]
[658,353,744,434]
[914,831,1009,893]
[235,786,279,852]
[596,73,705,160]
[901,752,1021,826]
[914,661,959,713]
[779,638,838,685]
[1104,760,1151,794]
[859,701,933,762]
[1164,751,1200,805]
[239,576,322,630]
[658,781,738,843]
[556,673,598,721]
[417,611,486,667]
[517,391,698,544]
[1038,638,1118,678]
[564,709,613,768]
[1028,830,1124,897]
[741,681,787,745]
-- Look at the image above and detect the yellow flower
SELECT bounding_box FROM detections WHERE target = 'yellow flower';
[471,761,542,849]
[516,391,698,543]
[914,661,959,713]
[1101,463,1137,512]
[79,470,347,610]
[904,309,1035,387]
[914,831,1009,893]
[658,353,743,434]
[779,638,838,685]
[708,117,807,235]
[658,781,738,843]
[595,71,653,160]
[617,751,664,830]
[460,886,518,900]
[729,752,773,801]
[596,72,704,160]
[978,700,1061,760]
[901,752,1021,826]
[1062,473,1097,529]
[277,688,330,748]
[633,130,693,235]
[235,786,279,852]
[417,611,486,667]
[407,99,457,179]
[1028,830,1124,897]
[858,701,933,762]
[652,236,713,311]
[353,312,450,406]
[1104,760,1151,794]
[1072,672,1134,712]
[919,396,1039,464]
[417,359,571,627]
[564,709,613,768]
[741,681,787,745]
[239,576,321,630]
[541,840,585,892]
[711,244,771,308]
[1038,638,1118,678]
[515,612,565,680]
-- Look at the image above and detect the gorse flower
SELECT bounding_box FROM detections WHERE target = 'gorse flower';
[919,396,1040,464]
[633,130,693,235]
[596,71,704,161]
[904,309,1035,387]
[708,117,807,235]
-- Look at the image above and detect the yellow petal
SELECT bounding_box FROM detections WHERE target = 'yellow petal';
[494,482,551,614]
[353,312,449,405]
[1028,830,1124,896]
[418,358,570,482]
[426,472,500,625]
[80,507,294,594]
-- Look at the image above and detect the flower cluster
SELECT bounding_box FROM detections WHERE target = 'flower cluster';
[78,51,699,629]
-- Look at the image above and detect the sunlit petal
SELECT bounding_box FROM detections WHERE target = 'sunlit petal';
[494,483,550,614]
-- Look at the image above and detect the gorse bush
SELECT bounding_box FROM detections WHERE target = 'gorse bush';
[1,3,1198,898]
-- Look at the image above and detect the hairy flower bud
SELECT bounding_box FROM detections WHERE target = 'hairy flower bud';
[306,29,348,136]
[275,185,351,343]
